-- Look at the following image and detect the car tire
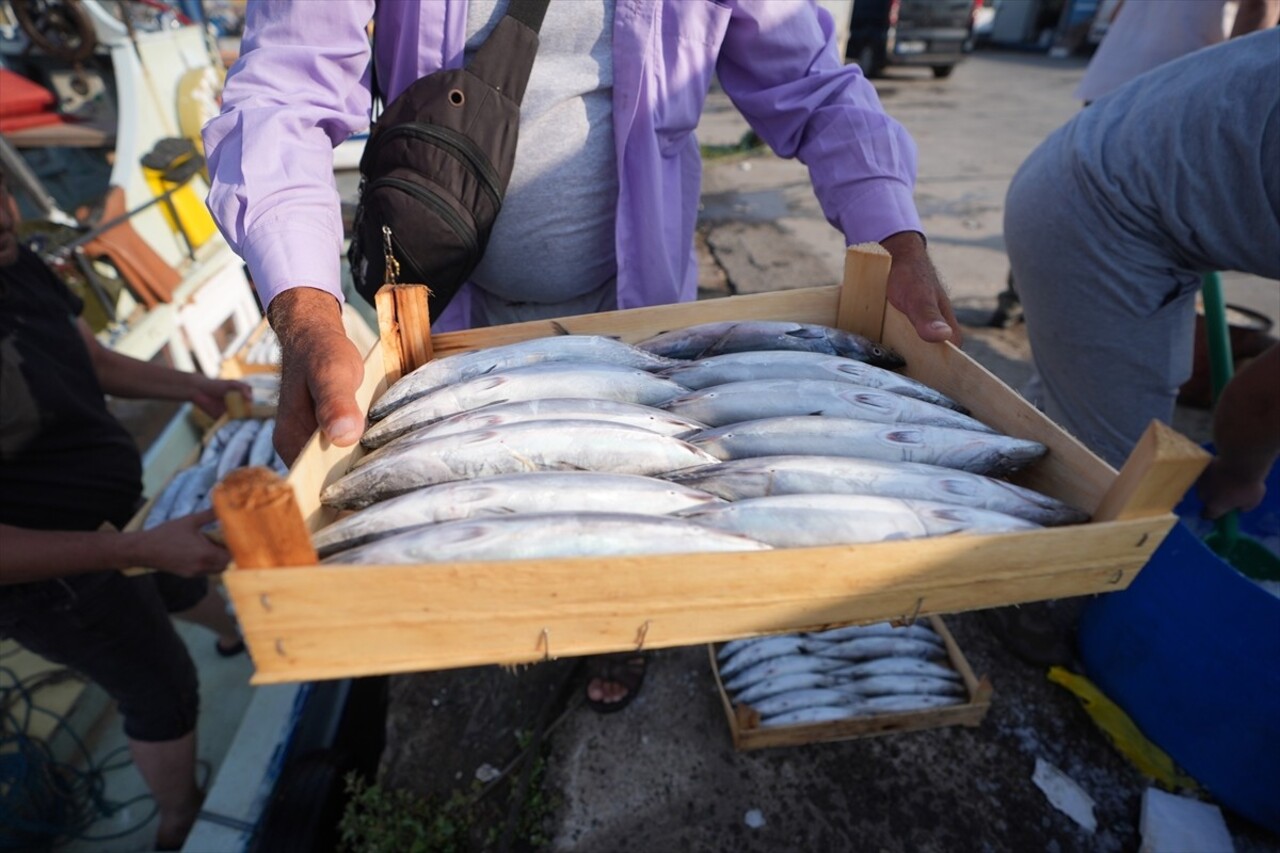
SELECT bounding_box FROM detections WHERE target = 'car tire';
[931,65,955,79]
[856,44,884,79]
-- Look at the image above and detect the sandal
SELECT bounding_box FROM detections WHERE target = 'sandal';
[215,636,246,658]
[584,653,648,714]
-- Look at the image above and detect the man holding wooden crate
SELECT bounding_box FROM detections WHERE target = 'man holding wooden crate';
[0,173,251,850]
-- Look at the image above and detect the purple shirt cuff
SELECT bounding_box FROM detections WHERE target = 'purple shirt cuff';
[835,179,924,246]
[241,226,345,310]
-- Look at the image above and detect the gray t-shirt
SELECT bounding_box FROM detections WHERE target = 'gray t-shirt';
[464,0,618,327]
[1056,28,1280,280]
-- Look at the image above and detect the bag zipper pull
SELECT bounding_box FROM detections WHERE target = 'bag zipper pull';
[381,225,401,286]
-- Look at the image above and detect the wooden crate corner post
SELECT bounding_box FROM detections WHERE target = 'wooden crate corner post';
[837,242,893,342]
[1092,421,1211,522]
[375,284,435,385]
[212,466,317,569]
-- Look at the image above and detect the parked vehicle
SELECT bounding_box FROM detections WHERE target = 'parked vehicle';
[844,0,979,79]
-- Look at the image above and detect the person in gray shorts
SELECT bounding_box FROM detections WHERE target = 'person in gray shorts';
[990,30,1280,665]
[1005,29,1279,471]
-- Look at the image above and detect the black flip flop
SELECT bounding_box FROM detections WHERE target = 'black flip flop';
[215,637,246,658]
[584,653,648,714]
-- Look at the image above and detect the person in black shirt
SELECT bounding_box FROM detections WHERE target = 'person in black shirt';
[0,173,250,850]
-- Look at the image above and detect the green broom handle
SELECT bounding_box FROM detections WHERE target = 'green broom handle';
[1201,272,1240,545]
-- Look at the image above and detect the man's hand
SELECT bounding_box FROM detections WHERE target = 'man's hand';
[1198,458,1267,520]
[879,231,962,347]
[1196,343,1280,519]
[128,509,231,577]
[190,377,253,419]
[268,288,365,464]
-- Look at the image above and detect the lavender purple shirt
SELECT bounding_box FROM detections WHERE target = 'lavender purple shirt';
[203,0,922,332]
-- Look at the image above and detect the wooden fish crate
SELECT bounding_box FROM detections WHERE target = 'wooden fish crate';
[221,305,379,379]
[214,244,1210,686]
[709,615,991,752]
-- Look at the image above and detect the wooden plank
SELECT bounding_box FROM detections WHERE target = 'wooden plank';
[1092,421,1210,522]
[836,242,892,342]
[375,284,434,385]
[213,467,317,569]
[224,516,1169,684]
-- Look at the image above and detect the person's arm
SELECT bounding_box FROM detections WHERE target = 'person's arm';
[716,1,959,346]
[1198,343,1280,519]
[203,0,376,461]
[75,320,250,419]
[1230,0,1280,38]
[0,512,231,585]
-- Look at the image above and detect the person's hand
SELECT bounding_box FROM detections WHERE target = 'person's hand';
[267,287,365,464]
[189,376,253,419]
[1198,457,1269,520]
[880,231,962,347]
[127,509,231,577]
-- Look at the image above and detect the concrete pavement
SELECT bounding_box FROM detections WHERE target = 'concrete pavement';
[377,49,1279,852]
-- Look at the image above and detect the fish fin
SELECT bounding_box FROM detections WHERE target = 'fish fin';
[549,321,572,336]
[784,327,826,341]
[886,428,924,445]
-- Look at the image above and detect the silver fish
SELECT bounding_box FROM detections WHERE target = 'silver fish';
[322,512,771,564]
[634,320,904,368]
[216,419,262,479]
[323,420,721,510]
[676,494,1039,549]
[828,657,962,682]
[723,654,847,694]
[806,621,944,646]
[170,463,218,519]
[144,466,199,529]
[358,398,707,467]
[848,675,967,698]
[685,416,1047,476]
[247,418,277,468]
[657,350,965,410]
[717,637,810,679]
[750,688,861,718]
[857,694,965,713]
[760,705,867,727]
[665,455,1088,526]
[311,471,725,557]
[662,380,994,432]
[363,362,691,448]
[369,335,681,419]
[813,636,948,662]
[717,636,773,662]
[731,672,845,707]
[199,418,242,465]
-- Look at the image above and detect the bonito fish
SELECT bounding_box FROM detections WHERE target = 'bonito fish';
[311,471,725,557]
[634,320,904,367]
[358,398,707,467]
[370,335,680,420]
[362,362,690,448]
[806,621,945,646]
[665,455,1087,525]
[676,494,1039,548]
[685,416,1046,476]
[657,350,965,410]
[828,657,962,682]
[322,512,771,564]
[662,380,994,432]
[322,419,721,509]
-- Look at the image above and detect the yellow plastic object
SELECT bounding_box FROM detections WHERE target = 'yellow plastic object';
[143,164,217,250]
[1047,667,1200,792]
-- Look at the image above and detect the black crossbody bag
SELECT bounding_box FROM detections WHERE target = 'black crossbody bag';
[348,0,550,320]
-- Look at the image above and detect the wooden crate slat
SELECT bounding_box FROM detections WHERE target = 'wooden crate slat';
[226,516,1167,684]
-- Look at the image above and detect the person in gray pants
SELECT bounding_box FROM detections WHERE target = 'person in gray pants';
[989,29,1280,664]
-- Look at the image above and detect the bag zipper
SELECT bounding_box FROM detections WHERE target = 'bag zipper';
[369,176,480,257]
[372,123,503,212]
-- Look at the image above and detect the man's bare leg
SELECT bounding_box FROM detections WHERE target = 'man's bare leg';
[173,584,241,651]
[129,731,203,850]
